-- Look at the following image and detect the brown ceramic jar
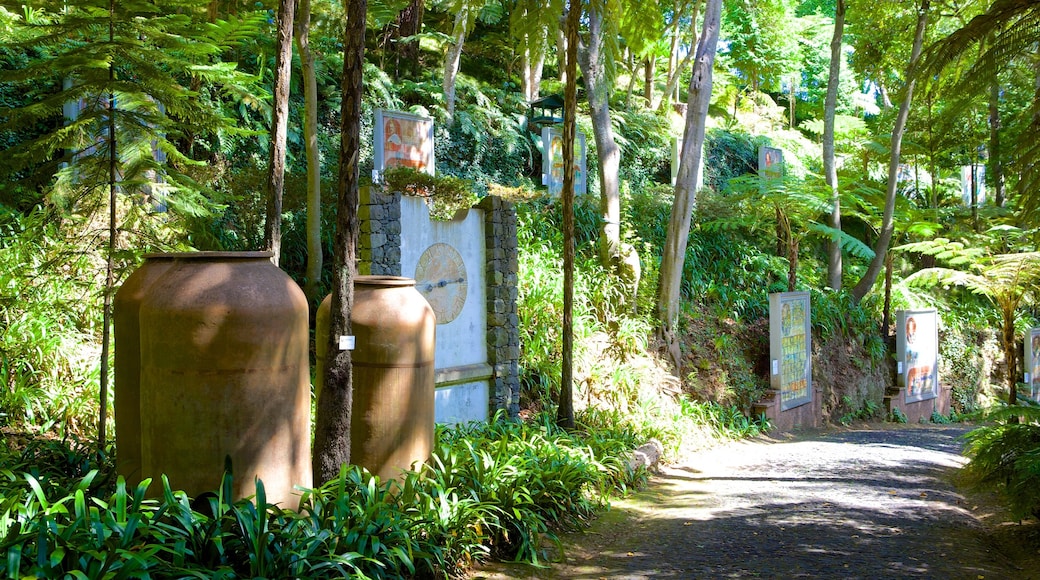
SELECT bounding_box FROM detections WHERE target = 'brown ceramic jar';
[113,254,178,486]
[315,276,435,482]
[138,252,311,507]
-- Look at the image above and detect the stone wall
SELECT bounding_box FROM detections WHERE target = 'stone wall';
[359,186,402,276]
[358,187,520,420]
[479,195,521,418]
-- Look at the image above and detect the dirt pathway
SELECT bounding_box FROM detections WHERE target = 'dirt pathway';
[473,424,1039,579]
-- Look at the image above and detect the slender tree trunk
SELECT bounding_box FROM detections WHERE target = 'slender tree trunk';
[882,250,893,335]
[663,26,678,111]
[643,55,654,106]
[851,0,929,303]
[296,0,322,303]
[99,2,117,448]
[659,0,699,112]
[989,77,1005,207]
[656,0,722,370]
[777,206,797,291]
[1004,310,1018,407]
[264,0,297,267]
[577,10,622,268]
[521,35,546,102]
[557,0,580,431]
[557,28,567,83]
[624,49,637,108]
[879,84,893,109]
[394,0,424,79]
[789,73,796,128]
[823,0,845,290]
[443,9,467,124]
[971,158,979,231]
[313,0,366,486]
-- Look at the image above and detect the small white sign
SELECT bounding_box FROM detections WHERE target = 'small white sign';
[771,359,779,376]
[1026,372,1032,384]
[372,169,382,184]
[339,335,355,351]
[897,361,903,374]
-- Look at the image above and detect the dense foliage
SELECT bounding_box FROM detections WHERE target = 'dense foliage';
[0,414,643,578]
[2,2,1040,572]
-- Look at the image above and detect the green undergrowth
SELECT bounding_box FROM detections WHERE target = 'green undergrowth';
[0,412,647,578]
[962,403,1040,521]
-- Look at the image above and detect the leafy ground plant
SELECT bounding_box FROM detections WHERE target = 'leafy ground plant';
[962,403,1040,521]
[0,412,648,578]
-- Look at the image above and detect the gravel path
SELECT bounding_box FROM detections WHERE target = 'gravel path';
[474,425,1034,579]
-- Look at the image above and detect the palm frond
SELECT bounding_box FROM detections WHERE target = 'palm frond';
[808,223,876,260]
[917,0,1040,82]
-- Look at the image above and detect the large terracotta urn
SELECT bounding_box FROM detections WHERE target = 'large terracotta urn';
[113,254,178,486]
[316,276,436,481]
[138,252,311,507]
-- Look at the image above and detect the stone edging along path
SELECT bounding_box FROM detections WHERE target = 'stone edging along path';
[474,424,1040,579]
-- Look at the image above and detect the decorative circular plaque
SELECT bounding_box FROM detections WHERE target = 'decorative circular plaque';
[415,242,468,324]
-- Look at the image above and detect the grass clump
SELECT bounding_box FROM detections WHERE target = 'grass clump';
[0,411,647,577]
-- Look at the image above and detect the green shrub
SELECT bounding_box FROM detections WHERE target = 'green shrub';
[0,213,105,434]
[383,167,479,221]
[0,411,648,577]
[962,404,1040,521]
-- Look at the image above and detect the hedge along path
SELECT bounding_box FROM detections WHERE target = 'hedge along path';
[474,424,1034,579]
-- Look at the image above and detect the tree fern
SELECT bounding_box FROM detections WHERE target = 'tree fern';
[0,0,264,444]
[900,235,1040,405]
[963,403,1040,521]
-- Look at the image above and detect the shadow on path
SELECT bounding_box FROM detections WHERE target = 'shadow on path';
[473,424,1035,579]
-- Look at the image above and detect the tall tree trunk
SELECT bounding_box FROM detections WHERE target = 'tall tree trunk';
[656,0,722,370]
[443,9,468,124]
[971,158,979,231]
[264,0,297,267]
[788,73,796,128]
[927,93,938,208]
[989,77,1004,207]
[521,35,546,102]
[313,0,366,486]
[663,24,678,110]
[643,55,654,106]
[659,0,700,112]
[777,206,797,291]
[578,9,622,268]
[99,2,117,448]
[882,250,893,335]
[1004,307,1018,407]
[624,49,637,108]
[557,0,580,431]
[557,28,567,83]
[394,0,424,79]
[850,0,929,303]
[823,0,845,290]
[295,0,322,303]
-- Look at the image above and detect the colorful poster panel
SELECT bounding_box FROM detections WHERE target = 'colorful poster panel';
[373,109,435,179]
[1026,327,1040,401]
[758,146,784,181]
[960,165,987,207]
[769,292,812,411]
[897,309,939,404]
[541,126,587,196]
